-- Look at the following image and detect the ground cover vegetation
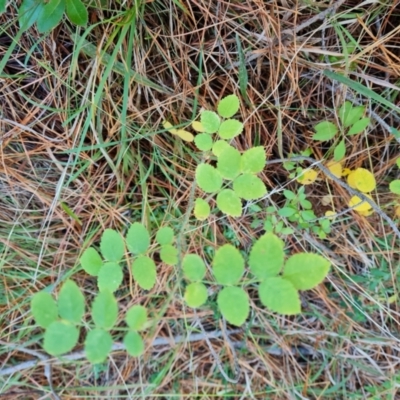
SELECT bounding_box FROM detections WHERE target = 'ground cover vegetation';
[1,0,400,398]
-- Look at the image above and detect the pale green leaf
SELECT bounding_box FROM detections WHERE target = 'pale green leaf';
[232,174,267,200]
[312,121,338,141]
[100,229,125,262]
[259,277,301,315]
[159,244,178,266]
[217,287,249,326]
[194,133,213,151]
[126,223,150,255]
[217,146,242,180]
[155,226,174,245]
[125,305,147,331]
[184,282,208,308]
[217,94,240,118]
[282,253,330,290]
[195,164,223,193]
[338,101,353,127]
[347,117,370,135]
[334,139,346,161]
[132,255,156,290]
[248,233,284,279]
[241,147,266,174]
[396,158,400,168]
[43,321,79,356]
[37,0,65,32]
[218,119,244,139]
[80,247,103,276]
[124,331,145,357]
[31,292,58,328]
[85,329,112,364]
[390,180,400,195]
[182,254,206,281]
[194,198,211,221]
[91,290,118,330]
[212,244,244,285]
[65,0,87,26]
[57,280,85,324]
[212,140,229,156]
[216,189,242,217]
[200,111,220,134]
[278,207,297,217]
[344,105,365,127]
[97,262,123,293]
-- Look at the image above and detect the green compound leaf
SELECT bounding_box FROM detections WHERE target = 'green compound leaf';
[91,290,118,330]
[334,139,346,162]
[233,174,267,200]
[31,292,58,329]
[124,331,145,357]
[184,282,208,308]
[132,255,156,290]
[248,233,284,280]
[282,253,330,290]
[218,119,244,139]
[347,117,370,135]
[389,179,400,195]
[241,146,266,174]
[125,305,147,331]
[338,101,353,127]
[57,280,85,324]
[85,329,112,364]
[194,198,211,221]
[195,164,223,193]
[126,223,150,255]
[43,321,79,356]
[312,121,338,141]
[212,244,244,285]
[80,247,103,276]
[217,146,242,180]
[159,244,178,266]
[182,254,206,281]
[19,0,45,31]
[216,189,242,217]
[212,140,230,156]
[37,0,65,33]
[194,133,213,151]
[155,226,174,245]
[200,111,220,134]
[65,0,88,26]
[259,277,301,315]
[217,94,240,118]
[343,105,365,128]
[97,262,123,293]
[100,229,125,262]
[217,286,249,326]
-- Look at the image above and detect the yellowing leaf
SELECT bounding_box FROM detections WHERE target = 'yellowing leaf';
[325,210,336,219]
[175,129,194,142]
[192,121,204,132]
[162,120,178,134]
[394,206,400,218]
[342,168,352,177]
[326,160,342,179]
[297,169,318,185]
[351,168,376,193]
[347,170,357,188]
[349,194,373,215]
[321,194,333,206]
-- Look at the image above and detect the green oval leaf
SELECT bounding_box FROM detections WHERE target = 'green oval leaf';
[217,145,242,180]
[80,247,103,276]
[100,229,125,262]
[124,331,145,357]
[212,140,229,156]
[126,223,150,254]
[43,321,79,356]
[218,119,244,139]
[85,329,113,364]
[389,180,400,195]
[37,0,65,32]
[241,146,266,174]
[347,117,370,135]
[182,254,206,281]
[282,253,330,290]
[259,277,301,315]
[200,111,220,134]
[216,189,242,217]
[194,133,213,151]
[91,290,118,330]
[334,139,346,162]
[195,164,223,193]
[31,292,58,328]
[184,282,208,308]
[278,207,297,217]
[217,94,240,118]
[159,244,178,266]
[132,255,156,290]
[19,0,45,31]
[125,305,147,331]
[194,198,211,221]
[233,174,267,200]
[248,233,284,280]
[212,244,244,285]
[312,121,338,141]
[97,262,123,293]
[155,226,174,245]
[217,287,249,326]
[65,0,88,26]
[57,280,85,324]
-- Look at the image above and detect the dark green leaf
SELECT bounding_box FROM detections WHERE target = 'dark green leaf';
[37,0,65,32]
[65,0,87,25]
[19,0,45,31]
